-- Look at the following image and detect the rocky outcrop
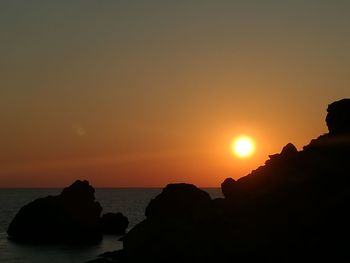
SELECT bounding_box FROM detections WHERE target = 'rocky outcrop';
[221,177,236,199]
[145,183,211,220]
[326,98,350,134]
[122,184,213,262]
[7,180,128,244]
[117,98,350,262]
[280,142,298,156]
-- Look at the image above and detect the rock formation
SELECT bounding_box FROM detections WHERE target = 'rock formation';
[145,183,211,219]
[121,183,213,262]
[326,98,350,134]
[107,98,350,262]
[221,177,236,199]
[100,212,129,235]
[7,180,128,244]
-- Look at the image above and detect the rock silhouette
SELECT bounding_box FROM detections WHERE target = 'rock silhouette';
[326,98,350,134]
[100,212,129,235]
[123,184,214,262]
[7,180,128,244]
[145,183,211,219]
[102,98,350,262]
[221,177,236,199]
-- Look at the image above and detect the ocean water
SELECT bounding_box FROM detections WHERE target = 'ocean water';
[0,188,222,263]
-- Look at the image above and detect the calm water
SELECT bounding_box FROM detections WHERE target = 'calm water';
[0,188,222,263]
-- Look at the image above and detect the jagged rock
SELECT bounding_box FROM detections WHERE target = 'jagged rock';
[100,212,129,235]
[8,180,102,243]
[326,98,350,134]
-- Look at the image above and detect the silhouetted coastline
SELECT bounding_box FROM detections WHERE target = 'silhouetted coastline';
[88,99,350,262]
[7,99,350,262]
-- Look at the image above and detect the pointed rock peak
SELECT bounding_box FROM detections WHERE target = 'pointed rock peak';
[326,98,350,135]
[280,143,298,156]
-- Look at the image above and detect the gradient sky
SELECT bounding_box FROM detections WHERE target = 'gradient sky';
[1,1,349,187]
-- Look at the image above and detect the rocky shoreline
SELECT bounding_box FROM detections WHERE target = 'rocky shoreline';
[90,99,350,262]
[8,99,350,263]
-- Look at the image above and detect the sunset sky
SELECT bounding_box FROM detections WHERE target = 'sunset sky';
[1,1,349,187]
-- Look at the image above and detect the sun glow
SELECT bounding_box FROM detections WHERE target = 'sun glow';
[231,136,256,158]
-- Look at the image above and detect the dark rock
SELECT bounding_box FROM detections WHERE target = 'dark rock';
[7,180,103,244]
[326,98,350,134]
[100,213,129,235]
[267,143,298,162]
[122,184,213,262]
[145,183,211,220]
[61,180,96,203]
[280,142,298,156]
[221,177,236,199]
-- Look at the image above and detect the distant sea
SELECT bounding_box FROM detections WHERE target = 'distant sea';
[0,188,222,263]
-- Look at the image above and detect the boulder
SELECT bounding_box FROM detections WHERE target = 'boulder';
[100,212,129,235]
[221,177,236,199]
[326,98,350,134]
[122,184,214,262]
[145,183,211,220]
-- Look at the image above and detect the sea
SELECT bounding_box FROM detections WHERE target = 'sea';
[0,188,222,263]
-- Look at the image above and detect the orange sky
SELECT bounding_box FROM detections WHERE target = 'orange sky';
[1,1,349,187]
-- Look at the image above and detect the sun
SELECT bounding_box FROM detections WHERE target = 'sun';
[231,135,256,158]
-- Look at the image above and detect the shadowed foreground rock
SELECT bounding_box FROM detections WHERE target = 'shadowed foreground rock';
[7,180,128,244]
[100,212,129,235]
[98,98,350,262]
